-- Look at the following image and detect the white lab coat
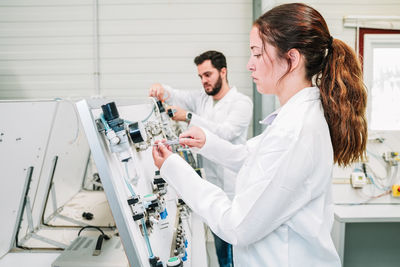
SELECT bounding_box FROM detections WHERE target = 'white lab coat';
[161,87,341,266]
[163,85,253,198]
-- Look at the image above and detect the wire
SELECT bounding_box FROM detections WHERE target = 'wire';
[99,113,111,131]
[336,190,392,205]
[123,161,137,197]
[365,164,390,190]
[142,98,156,123]
[141,218,154,258]
[78,225,106,237]
[367,175,388,191]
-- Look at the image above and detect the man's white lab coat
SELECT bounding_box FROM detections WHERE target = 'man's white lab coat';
[163,85,253,198]
[161,87,341,266]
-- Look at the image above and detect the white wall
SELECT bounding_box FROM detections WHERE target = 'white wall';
[262,0,400,50]
[0,0,253,100]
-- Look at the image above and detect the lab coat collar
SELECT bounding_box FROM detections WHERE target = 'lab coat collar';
[259,87,320,126]
[259,108,280,125]
[215,86,238,102]
[208,86,238,108]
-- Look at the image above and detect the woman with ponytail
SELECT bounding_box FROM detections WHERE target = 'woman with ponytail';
[153,3,366,266]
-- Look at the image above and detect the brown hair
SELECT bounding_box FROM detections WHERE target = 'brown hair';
[255,3,367,166]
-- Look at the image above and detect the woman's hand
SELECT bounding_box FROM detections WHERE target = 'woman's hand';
[152,140,173,169]
[179,126,206,149]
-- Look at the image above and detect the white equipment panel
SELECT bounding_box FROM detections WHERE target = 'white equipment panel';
[76,98,206,267]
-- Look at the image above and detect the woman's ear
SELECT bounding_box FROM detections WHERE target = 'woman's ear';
[287,48,301,72]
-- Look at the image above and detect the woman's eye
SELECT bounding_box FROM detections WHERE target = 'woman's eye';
[254,54,261,58]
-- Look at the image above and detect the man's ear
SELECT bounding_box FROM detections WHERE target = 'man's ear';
[220,67,227,79]
[287,48,301,72]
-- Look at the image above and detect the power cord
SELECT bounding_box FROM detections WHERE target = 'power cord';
[78,226,110,256]
[78,225,108,237]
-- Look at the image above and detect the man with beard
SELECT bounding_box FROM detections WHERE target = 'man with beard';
[149,50,252,267]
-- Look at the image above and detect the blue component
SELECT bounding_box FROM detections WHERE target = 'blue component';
[182,251,187,261]
[160,208,168,220]
[184,239,188,248]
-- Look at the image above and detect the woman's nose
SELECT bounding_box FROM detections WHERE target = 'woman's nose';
[247,59,254,71]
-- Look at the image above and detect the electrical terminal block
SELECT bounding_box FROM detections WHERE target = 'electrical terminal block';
[127,196,145,221]
[171,224,188,262]
[153,170,168,196]
[382,151,400,166]
[350,171,367,188]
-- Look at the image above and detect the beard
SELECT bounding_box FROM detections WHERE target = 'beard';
[204,75,222,96]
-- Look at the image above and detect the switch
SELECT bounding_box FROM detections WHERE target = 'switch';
[392,185,400,197]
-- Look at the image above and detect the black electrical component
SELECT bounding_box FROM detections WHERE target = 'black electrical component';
[128,122,145,143]
[82,212,94,220]
[153,170,166,185]
[92,234,105,256]
[156,100,165,113]
[102,102,119,121]
[147,201,159,210]
[149,256,163,267]
[195,169,202,178]
[127,196,144,221]
[101,102,125,132]
[362,163,368,178]
[167,108,174,118]
[133,213,144,221]
[127,196,140,206]
[153,177,166,185]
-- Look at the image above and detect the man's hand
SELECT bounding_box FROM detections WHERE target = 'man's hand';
[149,83,166,101]
[168,105,187,121]
[152,140,173,169]
[179,126,206,149]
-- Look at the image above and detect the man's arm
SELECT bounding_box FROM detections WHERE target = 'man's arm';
[190,97,253,141]
[161,84,201,113]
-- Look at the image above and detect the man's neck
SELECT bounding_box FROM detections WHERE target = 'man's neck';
[212,82,230,100]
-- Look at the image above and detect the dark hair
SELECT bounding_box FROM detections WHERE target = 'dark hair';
[255,3,367,166]
[194,50,227,71]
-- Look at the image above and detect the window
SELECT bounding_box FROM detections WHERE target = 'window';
[361,29,400,131]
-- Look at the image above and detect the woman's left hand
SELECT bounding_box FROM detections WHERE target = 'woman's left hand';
[152,140,173,169]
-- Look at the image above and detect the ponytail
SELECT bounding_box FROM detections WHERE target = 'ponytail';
[317,39,367,166]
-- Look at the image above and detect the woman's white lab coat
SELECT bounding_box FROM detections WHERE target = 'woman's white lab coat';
[160,87,341,266]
